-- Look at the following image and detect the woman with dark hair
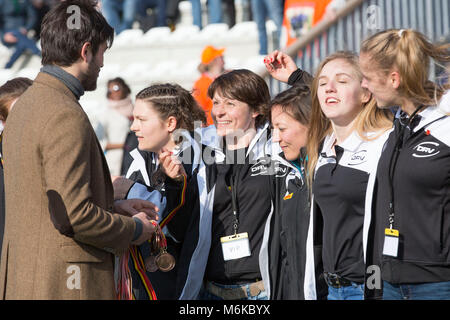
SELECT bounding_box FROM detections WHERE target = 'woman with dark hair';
[0,77,33,262]
[260,84,313,300]
[115,70,286,300]
[0,77,33,124]
[112,83,207,299]
[177,69,281,300]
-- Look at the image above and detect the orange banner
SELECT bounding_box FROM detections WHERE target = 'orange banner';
[281,0,332,48]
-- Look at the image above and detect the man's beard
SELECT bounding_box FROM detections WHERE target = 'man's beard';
[80,60,100,91]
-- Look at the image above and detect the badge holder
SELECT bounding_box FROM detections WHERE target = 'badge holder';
[220,232,251,261]
[383,228,399,257]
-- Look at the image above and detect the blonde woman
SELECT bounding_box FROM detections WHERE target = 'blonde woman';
[265,50,392,300]
[360,29,450,300]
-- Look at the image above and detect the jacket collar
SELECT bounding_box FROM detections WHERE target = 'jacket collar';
[198,122,271,162]
[36,67,84,101]
[394,91,450,133]
[321,130,363,157]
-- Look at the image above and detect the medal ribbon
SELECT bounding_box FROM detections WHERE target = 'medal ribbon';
[159,173,187,228]
[117,173,187,300]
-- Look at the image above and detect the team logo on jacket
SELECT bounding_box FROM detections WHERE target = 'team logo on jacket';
[412,141,440,158]
[347,150,367,166]
[250,157,288,177]
[283,193,293,200]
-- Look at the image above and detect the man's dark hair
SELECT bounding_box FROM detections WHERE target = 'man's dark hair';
[40,0,114,66]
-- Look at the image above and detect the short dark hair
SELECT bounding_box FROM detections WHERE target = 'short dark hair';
[270,84,312,126]
[0,77,33,121]
[207,69,271,128]
[40,0,114,67]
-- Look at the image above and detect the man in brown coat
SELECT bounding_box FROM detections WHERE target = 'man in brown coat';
[0,0,159,299]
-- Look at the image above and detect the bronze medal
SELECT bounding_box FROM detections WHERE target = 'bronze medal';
[150,232,160,254]
[155,250,175,272]
[145,255,159,272]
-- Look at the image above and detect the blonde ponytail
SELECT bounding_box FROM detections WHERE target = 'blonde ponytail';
[361,29,450,108]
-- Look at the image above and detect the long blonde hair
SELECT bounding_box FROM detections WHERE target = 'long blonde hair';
[306,51,392,187]
[360,29,450,108]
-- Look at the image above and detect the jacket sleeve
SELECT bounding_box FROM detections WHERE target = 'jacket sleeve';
[288,68,313,87]
[40,106,136,254]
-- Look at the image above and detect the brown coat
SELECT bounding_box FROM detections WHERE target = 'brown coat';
[0,73,136,299]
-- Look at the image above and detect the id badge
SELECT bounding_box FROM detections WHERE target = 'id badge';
[383,228,399,257]
[220,232,251,261]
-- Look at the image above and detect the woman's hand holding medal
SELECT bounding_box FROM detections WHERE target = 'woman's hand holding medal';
[158,148,186,182]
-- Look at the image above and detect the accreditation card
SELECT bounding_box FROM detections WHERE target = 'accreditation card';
[383,228,399,257]
[220,232,251,261]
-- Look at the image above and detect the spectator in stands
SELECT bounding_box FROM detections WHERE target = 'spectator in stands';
[97,77,134,176]
[0,77,33,263]
[101,0,138,34]
[190,0,203,28]
[136,0,167,32]
[190,0,236,29]
[0,0,41,69]
[251,0,284,55]
[30,0,51,40]
[165,0,181,31]
[192,45,226,126]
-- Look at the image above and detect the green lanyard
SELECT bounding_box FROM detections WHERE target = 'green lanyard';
[290,155,307,180]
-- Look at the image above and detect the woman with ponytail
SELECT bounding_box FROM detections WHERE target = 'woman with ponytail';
[360,29,450,300]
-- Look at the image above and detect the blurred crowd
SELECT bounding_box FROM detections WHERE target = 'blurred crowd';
[0,0,350,69]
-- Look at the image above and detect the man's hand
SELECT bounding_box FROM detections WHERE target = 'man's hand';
[263,50,299,83]
[131,212,158,245]
[112,175,135,200]
[158,148,186,181]
[114,198,159,221]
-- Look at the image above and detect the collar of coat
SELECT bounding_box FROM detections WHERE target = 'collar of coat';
[40,65,85,100]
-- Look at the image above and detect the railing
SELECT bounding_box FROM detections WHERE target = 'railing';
[263,0,450,95]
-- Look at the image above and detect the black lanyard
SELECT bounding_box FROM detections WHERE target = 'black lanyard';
[387,106,424,229]
[229,167,241,235]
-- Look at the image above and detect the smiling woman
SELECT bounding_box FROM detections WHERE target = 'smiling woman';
[262,83,313,300]
[185,69,278,301]
[305,51,393,300]
[263,49,393,300]
[207,69,270,150]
